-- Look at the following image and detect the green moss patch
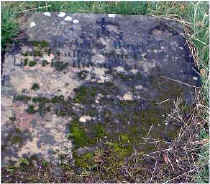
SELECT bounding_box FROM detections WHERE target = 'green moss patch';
[31,40,49,48]
[42,60,48,67]
[73,85,97,104]
[26,105,37,114]
[29,61,37,67]
[14,95,31,103]
[51,61,69,71]
[73,152,95,169]
[69,120,89,148]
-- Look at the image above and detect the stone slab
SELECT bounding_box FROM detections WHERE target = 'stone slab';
[1,13,200,166]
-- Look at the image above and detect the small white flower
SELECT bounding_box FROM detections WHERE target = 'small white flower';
[30,22,36,28]
[43,12,51,17]
[64,16,72,21]
[58,12,66,17]
[108,14,116,18]
[73,19,79,24]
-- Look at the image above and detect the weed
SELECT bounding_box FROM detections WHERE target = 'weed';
[33,50,42,57]
[1,6,19,51]
[74,152,95,169]
[31,40,49,48]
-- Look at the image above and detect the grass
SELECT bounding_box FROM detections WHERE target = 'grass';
[1,1,209,183]
[1,6,19,51]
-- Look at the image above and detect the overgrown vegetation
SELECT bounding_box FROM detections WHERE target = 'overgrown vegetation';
[1,1,209,183]
[1,7,19,51]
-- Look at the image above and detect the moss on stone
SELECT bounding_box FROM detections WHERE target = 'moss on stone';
[14,95,31,103]
[26,105,36,114]
[42,60,49,67]
[32,96,50,104]
[51,95,65,104]
[10,135,23,145]
[24,58,28,66]
[120,133,130,144]
[69,120,89,148]
[73,152,95,169]
[73,86,97,104]
[111,142,133,160]
[38,103,51,117]
[31,83,40,90]
[29,61,37,67]
[51,61,69,71]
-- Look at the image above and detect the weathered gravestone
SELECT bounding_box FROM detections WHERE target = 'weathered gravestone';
[2,13,200,167]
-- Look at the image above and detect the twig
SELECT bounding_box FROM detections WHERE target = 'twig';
[167,153,175,171]
[163,168,197,184]
[150,14,191,26]
[150,160,158,182]
[143,148,172,157]
[156,98,169,105]
[160,76,200,88]
[146,124,153,137]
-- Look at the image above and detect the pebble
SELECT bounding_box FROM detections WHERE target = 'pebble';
[30,22,36,28]
[43,12,51,17]
[123,92,133,101]
[73,19,79,24]
[193,76,198,80]
[58,12,66,17]
[108,14,116,18]
[79,115,92,123]
[135,85,143,90]
[64,16,72,21]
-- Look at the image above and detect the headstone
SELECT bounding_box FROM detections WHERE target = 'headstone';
[2,13,200,167]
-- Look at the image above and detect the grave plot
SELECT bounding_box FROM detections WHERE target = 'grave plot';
[2,13,200,171]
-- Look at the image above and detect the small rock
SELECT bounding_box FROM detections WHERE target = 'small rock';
[64,16,72,21]
[43,12,51,17]
[114,66,125,73]
[123,92,133,101]
[135,85,143,90]
[79,115,92,123]
[193,76,198,81]
[130,69,138,74]
[73,19,79,24]
[58,12,66,17]
[95,93,103,103]
[30,22,36,28]
[108,14,116,18]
